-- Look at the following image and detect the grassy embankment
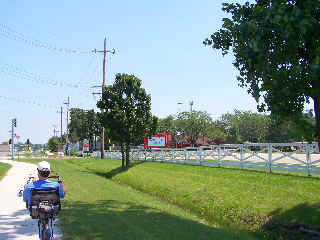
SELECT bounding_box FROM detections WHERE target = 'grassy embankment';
[20,158,320,240]
[0,162,11,180]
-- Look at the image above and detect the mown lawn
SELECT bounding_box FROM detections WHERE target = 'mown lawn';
[20,158,320,239]
[20,158,256,240]
[0,162,11,180]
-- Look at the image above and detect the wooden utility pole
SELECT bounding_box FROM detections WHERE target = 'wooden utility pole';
[101,38,106,159]
[93,37,115,159]
[57,107,63,146]
[64,96,70,154]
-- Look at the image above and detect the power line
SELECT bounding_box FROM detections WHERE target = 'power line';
[0,23,92,55]
[0,95,58,109]
[0,63,84,89]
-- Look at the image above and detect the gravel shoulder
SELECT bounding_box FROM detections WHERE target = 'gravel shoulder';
[0,157,62,240]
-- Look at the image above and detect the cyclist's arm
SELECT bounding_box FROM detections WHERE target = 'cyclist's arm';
[57,181,67,198]
[60,181,67,195]
[23,185,31,203]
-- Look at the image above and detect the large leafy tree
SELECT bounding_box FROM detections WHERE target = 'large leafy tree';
[157,115,177,133]
[204,0,320,147]
[157,115,179,146]
[218,110,270,143]
[266,111,316,143]
[206,121,228,143]
[97,73,156,168]
[68,108,101,150]
[176,111,212,146]
[47,137,61,152]
[69,108,87,142]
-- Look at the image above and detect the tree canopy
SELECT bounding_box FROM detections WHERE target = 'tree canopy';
[68,108,101,150]
[204,0,320,146]
[176,111,212,146]
[97,73,156,168]
[217,110,270,143]
[47,137,61,152]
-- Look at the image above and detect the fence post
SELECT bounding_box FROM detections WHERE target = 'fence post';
[268,143,272,173]
[161,149,164,162]
[152,150,155,162]
[199,148,202,165]
[218,146,221,167]
[306,144,312,176]
[240,144,244,169]
[184,149,187,164]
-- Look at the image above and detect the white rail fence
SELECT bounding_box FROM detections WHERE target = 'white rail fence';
[103,143,320,176]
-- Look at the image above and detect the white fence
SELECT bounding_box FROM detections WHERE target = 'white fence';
[103,143,320,176]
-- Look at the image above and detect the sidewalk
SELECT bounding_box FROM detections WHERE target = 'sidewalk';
[0,158,62,240]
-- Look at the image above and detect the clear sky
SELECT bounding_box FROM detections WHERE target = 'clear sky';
[0,0,259,144]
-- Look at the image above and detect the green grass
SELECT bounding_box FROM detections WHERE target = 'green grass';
[17,152,33,157]
[19,158,320,239]
[19,158,256,240]
[0,162,11,179]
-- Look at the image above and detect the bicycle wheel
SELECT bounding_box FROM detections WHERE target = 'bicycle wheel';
[39,220,52,240]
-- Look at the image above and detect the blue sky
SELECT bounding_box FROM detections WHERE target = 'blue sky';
[0,0,259,144]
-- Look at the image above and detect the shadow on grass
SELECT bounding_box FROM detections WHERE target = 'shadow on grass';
[91,161,146,179]
[259,202,320,240]
[60,199,255,240]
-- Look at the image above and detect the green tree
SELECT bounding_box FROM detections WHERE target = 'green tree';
[157,115,178,146]
[267,111,316,143]
[204,0,320,147]
[218,110,270,143]
[69,108,101,150]
[176,111,212,146]
[97,73,156,168]
[157,115,176,133]
[69,108,86,142]
[207,121,228,143]
[47,137,60,152]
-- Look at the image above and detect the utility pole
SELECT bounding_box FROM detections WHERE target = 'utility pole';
[57,107,63,147]
[93,37,115,159]
[11,118,16,159]
[53,125,59,137]
[189,100,194,112]
[64,96,70,154]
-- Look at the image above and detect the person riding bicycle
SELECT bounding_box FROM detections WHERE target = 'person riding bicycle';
[23,161,67,210]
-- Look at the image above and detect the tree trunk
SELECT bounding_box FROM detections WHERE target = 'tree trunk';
[125,144,130,167]
[120,144,125,168]
[314,96,320,151]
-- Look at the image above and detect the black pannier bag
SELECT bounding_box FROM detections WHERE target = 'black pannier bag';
[30,189,61,219]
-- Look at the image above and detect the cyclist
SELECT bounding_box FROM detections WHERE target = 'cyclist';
[23,161,67,209]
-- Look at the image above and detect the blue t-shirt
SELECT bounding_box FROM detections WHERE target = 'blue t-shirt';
[23,179,65,207]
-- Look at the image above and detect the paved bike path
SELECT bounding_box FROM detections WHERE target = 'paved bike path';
[0,158,62,240]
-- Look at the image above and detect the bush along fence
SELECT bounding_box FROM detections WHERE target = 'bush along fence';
[103,143,320,176]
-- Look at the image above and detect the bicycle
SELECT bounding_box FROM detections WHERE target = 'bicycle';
[29,175,63,240]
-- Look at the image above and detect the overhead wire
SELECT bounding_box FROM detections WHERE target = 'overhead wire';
[0,23,107,111]
[0,23,92,55]
[0,94,59,109]
[0,63,88,89]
